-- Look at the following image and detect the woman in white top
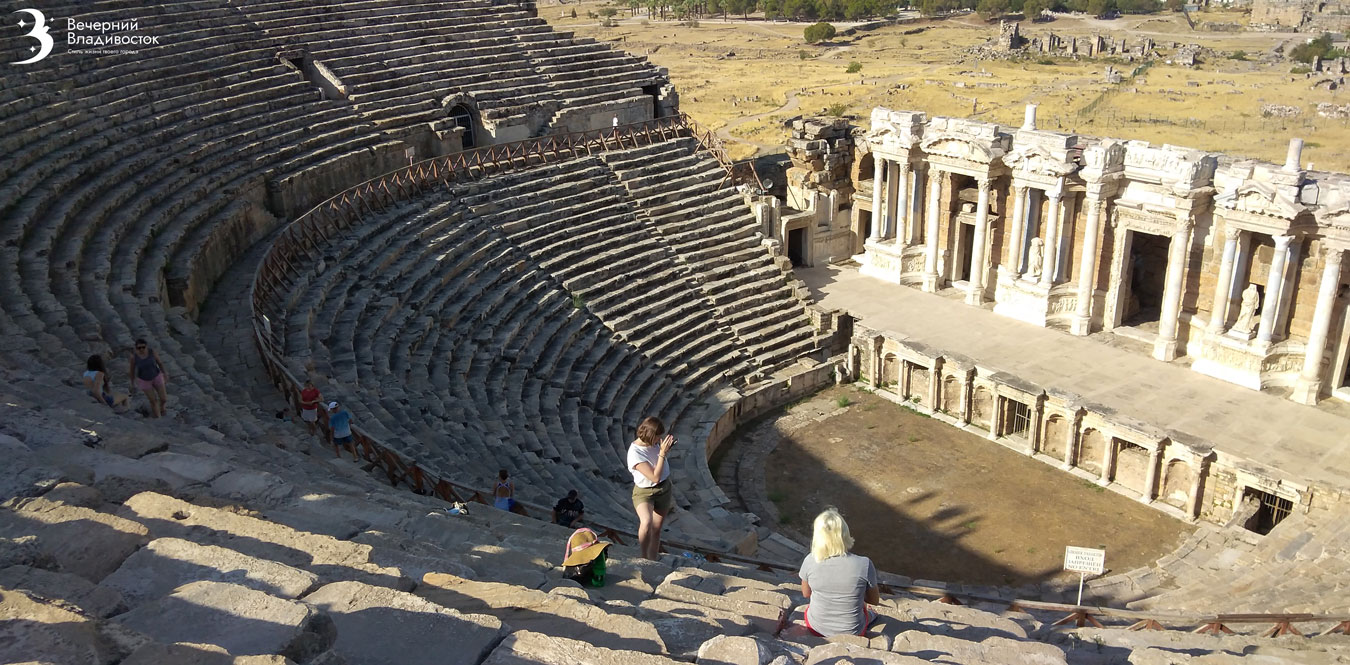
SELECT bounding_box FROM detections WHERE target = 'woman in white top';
[627,416,675,561]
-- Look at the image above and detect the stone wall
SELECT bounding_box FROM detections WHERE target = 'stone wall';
[1251,0,1350,31]
[848,327,1322,526]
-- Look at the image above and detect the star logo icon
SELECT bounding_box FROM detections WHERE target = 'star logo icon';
[30,46,37,52]
[18,19,26,27]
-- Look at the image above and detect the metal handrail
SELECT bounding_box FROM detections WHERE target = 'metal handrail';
[245,115,1349,642]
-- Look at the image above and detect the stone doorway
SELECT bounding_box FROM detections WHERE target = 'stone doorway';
[955,221,976,283]
[1123,231,1170,328]
[1240,487,1292,535]
[788,227,807,267]
[448,104,476,149]
[642,84,665,117]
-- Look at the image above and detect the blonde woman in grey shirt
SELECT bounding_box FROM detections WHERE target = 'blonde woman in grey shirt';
[798,507,880,636]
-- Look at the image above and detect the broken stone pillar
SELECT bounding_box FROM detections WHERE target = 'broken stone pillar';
[1285,137,1304,171]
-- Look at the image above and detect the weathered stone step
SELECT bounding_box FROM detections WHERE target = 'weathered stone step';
[419,572,668,654]
[101,537,319,609]
[114,580,336,662]
[305,579,508,665]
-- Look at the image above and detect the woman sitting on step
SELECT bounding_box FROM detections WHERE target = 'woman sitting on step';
[799,507,880,637]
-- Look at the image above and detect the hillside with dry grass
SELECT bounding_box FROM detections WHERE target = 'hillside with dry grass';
[543,2,1350,170]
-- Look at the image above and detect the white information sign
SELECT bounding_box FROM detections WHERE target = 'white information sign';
[1063,546,1106,606]
[1063,546,1106,575]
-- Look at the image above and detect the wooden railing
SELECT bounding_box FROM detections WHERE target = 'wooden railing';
[246,114,1347,643]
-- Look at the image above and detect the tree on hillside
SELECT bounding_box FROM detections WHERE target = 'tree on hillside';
[783,0,821,18]
[1116,0,1159,13]
[918,0,959,16]
[1290,33,1346,63]
[1085,0,1112,17]
[726,0,756,16]
[977,0,1012,19]
[843,0,873,18]
[760,0,783,18]
[1022,0,1048,18]
[804,21,837,43]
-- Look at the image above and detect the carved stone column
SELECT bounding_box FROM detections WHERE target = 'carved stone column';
[885,161,902,239]
[922,170,943,292]
[929,358,943,411]
[1070,195,1104,335]
[990,389,1005,441]
[1065,410,1083,469]
[959,372,972,424]
[1100,436,1117,484]
[1029,395,1045,456]
[1039,189,1063,287]
[894,162,911,245]
[872,336,884,387]
[1154,224,1192,362]
[1293,246,1345,404]
[1142,445,1162,503]
[1007,186,1027,275]
[909,165,926,246]
[1256,234,1294,345]
[869,154,885,242]
[966,178,992,306]
[1187,455,1211,521]
[1104,223,1130,330]
[1207,228,1240,334]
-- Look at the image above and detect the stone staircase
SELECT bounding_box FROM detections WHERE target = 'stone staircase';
[8,371,1350,665]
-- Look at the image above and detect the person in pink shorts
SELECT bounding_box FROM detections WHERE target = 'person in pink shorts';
[128,338,168,418]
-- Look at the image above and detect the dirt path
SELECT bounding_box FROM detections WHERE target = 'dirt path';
[753,385,1190,588]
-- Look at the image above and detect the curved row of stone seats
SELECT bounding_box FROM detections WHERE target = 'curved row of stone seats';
[1120,504,1350,616]
[229,0,665,134]
[271,182,696,529]
[263,136,827,541]
[0,0,389,365]
[0,3,409,471]
[466,159,756,393]
[232,0,548,129]
[601,139,819,376]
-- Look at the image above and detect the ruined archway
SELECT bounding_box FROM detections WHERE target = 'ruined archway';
[1079,428,1107,476]
[1042,415,1068,461]
[1160,459,1193,509]
[970,386,994,431]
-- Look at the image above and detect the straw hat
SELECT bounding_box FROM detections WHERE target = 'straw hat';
[562,528,610,567]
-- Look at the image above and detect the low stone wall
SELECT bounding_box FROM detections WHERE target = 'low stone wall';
[703,359,841,462]
[846,321,1327,527]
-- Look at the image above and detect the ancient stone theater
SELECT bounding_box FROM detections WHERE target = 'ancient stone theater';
[3,1,1350,663]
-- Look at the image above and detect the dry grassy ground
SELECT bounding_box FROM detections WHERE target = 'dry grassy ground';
[740,385,1188,588]
[542,2,1350,170]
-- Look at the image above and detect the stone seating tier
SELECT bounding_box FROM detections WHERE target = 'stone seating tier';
[5,375,1350,664]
